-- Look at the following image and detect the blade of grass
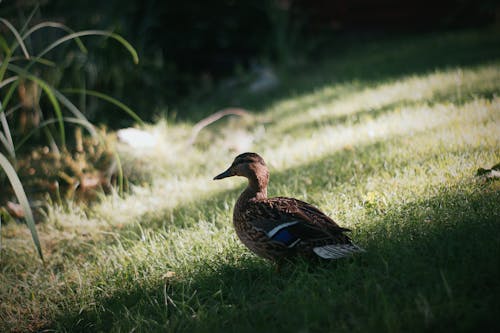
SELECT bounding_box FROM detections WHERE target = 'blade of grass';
[43,126,60,156]
[113,150,124,196]
[22,22,87,54]
[0,80,19,111]
[7,63,65,147]
[0,101,15,158]
[15,117,97,150]
[64,89,144,125]
[0,42,12,82]
[1,79,96,139]
[30,77,65,147]
[0,131,13,156]
[52,89,95,124]
[9,56,56,67]
[0,152,43,261]
[34,30,138,65]
[4,104,22,117]
[0,34,9,54]
[0,75,19,89]
[0,18,30,59]
[19,4,39,35]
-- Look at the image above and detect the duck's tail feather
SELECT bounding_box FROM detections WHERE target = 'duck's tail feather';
[313,243,365,259]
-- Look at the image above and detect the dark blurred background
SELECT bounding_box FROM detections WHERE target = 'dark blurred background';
[2,0,498,125]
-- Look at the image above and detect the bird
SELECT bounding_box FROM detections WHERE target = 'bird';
[213,152,364,264]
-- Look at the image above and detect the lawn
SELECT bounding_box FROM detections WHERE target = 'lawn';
[1,29,500,332]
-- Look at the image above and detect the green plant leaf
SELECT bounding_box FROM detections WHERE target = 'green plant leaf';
[113,150,124,196]
[19,4,39,35]
[0,152,43,261]
[22,22,87,54]
[0,80,19,113]
[15,117,97,150]
[9,56,56,67]
[0,18,30,59]
[35,30,138,65]
[0,75,18,89]
[64,89,144,125]
[52,89,94,124]
[29,76,65,147]
[0,34,10,54]
[0,101,15,158]
[0,42,12,82]
[6,63,66,147]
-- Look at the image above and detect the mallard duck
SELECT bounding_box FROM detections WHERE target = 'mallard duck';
[214,152,363,262]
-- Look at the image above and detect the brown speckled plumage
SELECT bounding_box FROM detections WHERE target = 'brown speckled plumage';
[214,152,363,262]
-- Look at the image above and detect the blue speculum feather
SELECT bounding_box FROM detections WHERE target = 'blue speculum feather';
[271,228,298,246]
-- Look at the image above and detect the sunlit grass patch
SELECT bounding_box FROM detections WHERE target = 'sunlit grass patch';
[268,63,499,135]
[1,29,500,332]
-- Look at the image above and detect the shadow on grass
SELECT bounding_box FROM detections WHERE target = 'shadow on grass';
[180,29,500,120]
[52,182,500,332]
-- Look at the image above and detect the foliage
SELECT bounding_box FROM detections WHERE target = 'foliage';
[6,129,117,204]
[3,0,308,123]
[0,12,139,259]
[0,152,43,260]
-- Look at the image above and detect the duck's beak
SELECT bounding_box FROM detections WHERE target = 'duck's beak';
[213,168,234,180]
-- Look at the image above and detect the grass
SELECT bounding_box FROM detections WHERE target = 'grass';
[1,28,500,332]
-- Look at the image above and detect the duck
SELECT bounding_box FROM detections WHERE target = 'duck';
[214,152,363,263]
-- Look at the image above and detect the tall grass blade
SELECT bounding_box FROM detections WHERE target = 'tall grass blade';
[29,76,65,147]
[0,40,12,82]
[43,126,60,156]
[0,107,14,148]
[4,104,22,117]
[35,30,139,65]
[0,132,13,156]
[22,22,87,53]
[0,81,19,113]
[52,89,94,124]
[0,75,18,89]
[113,150,124,196]
[7,64,66,147]
[0,18,30,59]
[0,152,43,261]
[0,34,10,54]
[0,102,15,158]
[64,89,144,125]
[19,4,39,35]
[15,117,97,150]
[9,56,56,67]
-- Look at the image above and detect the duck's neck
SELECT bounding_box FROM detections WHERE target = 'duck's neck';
[238,173,268,203]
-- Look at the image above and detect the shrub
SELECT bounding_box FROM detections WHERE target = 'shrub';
[0,11,139,260]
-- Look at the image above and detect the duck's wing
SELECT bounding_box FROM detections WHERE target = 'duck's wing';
[246,197,351,248]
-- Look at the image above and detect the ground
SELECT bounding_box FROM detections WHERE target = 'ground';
[1,28,499,332]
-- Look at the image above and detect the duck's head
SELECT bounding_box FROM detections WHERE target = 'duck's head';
[213,152,269,183]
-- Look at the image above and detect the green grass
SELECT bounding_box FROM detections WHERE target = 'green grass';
[1,28,500,332]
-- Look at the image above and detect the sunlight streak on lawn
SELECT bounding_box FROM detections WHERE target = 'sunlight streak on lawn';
[270,65,499,135]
